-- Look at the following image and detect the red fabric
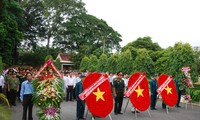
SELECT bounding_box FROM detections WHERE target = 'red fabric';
[128,72,150,111]
[158,74,178,107]
[83,72,113,118]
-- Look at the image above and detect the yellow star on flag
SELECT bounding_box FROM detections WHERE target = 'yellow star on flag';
[135,86,144,97]
[165,85,172,94]
[93,88,105,101]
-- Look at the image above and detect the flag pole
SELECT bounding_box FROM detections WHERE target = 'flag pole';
[108,114,113,120]
[124,98,130,113]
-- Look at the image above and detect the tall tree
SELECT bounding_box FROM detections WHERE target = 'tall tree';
[132,49,155,78]
[167,42,198,82]
[105,54,119,74]
[0,0,24,65]
[87,54,98,72]
[20,0,46,50]
[97,54,108,72]
[53,13,122,54]
[122,36,162,52]
[20,0,86,53]
[42,0,86,53]
[116,50,133,74]
[79,56,90,72]
[154,47,174,75]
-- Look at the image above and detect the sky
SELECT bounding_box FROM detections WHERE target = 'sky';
[82,0,200,48]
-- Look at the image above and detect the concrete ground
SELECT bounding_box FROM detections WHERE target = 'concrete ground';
[11,98,200,120]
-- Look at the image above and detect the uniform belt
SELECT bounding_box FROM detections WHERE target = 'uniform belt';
[24,94,32,96]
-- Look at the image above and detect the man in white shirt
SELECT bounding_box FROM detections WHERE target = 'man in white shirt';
[66,72,76,101]
[0,72,5,93]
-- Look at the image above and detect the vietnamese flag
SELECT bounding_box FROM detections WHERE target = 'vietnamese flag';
[82,72,113,118]
[158,74,178,107]
[127,72,150,111]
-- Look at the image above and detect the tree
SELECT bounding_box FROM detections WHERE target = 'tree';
[121,46,137,61]
[53,13,122,54]
[20,0,46,50]
[97,54,108,72]
[42,0,86,53]
[167,42,198,82]
[0,0,24,65]
[132,49,155,78]
[79,56,90,72]
[122,36,162,51]
[154,47,174,75]
[55,59,61,70]
[87,54,98,72]
[45,55,53,62]
[0,56,4,72]
[105,54,119,74]
[116,50,133,74]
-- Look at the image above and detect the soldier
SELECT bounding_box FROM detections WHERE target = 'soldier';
[150,74,158,110]
[113,71,125,115]
[75,74,86,120]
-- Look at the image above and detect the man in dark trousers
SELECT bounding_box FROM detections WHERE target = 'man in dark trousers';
[113,71,125,115]
[150,74,158,110]
[175,75,182,107]
[75,74,86,120]
[20,72,33,120]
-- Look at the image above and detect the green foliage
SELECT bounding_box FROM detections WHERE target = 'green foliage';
[155,47,174,75]
[19,47,60,67]
[168,42,198,82]
[20,0,86,51]
[0,56,5,72]
[188,85,200,102]
[55,59,61,70]
[45,55,53,62]
[122,36,162,52]
[133,49,155,78]
[97,54,108,72]
[0,0,25,65]
[54,13,122,56]
[87,54,98,72]
[105,54,118,74]
[0,93,11,120]
[79,56,90,72]
[116,50,133,74]
[20,0,46,50]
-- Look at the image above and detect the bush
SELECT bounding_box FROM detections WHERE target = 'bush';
[188,85,200,102]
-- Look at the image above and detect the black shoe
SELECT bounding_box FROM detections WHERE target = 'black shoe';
[114,112,118,115]
[176,105,181,108]
[132,111,140,113]
[118,112,123,115]
[151,108,157,110]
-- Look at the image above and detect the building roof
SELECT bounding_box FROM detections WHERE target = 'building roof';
[56,53,74,64]
[60,53,70,61]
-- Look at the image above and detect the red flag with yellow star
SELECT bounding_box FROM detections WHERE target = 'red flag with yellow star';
[157,74,178,107]
[126,72,150,111]
[82,72,113,118]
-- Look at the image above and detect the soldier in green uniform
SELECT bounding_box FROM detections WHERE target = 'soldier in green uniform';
[150,74,158,110]
[75,74,86,120]
[113,71,125,115]
[8,71,20,106]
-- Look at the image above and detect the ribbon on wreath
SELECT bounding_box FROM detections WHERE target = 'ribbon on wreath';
[124,72,146,97]
[157,76,172,94]
[79,74,107,100]
[34,59,62,79]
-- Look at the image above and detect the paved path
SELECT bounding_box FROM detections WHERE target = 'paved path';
[11,98,200,120]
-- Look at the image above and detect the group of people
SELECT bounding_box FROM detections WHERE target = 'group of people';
[0,68,34,120]
[0,67,183,120]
